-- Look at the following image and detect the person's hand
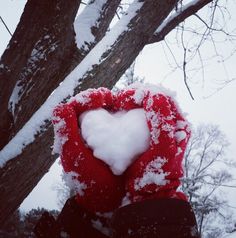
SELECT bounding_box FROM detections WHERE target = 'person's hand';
[115,89,191,202]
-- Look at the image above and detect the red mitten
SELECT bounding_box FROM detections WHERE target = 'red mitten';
[115,89,191,202]
[53,88,125,213]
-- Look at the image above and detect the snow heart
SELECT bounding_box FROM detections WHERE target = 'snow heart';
[79,108,150,175]
[53,85,190,179]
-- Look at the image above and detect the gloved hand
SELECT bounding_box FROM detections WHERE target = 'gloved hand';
[114,89,191,202]
[53,88,125,213]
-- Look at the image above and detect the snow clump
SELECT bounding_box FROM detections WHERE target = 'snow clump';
[134,157,170,191]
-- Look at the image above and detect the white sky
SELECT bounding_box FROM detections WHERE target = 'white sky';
[0,0,236,217]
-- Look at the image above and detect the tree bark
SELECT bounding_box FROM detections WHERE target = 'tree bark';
[0,0,81,148]
[0,0,121,148]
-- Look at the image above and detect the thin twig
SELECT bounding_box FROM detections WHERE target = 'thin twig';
[180,23,195,100]
[0,16,12,36]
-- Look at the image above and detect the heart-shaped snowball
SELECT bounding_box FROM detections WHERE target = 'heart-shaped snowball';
[79,108,150,175]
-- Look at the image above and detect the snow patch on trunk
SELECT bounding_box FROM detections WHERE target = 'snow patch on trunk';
[8,35,58,116]
[8,83,22,116]
[175,131,187,143]
[74,0,108,51]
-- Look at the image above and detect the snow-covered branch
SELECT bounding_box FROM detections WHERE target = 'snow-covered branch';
[74,0,121,52]
[149,0,212,44]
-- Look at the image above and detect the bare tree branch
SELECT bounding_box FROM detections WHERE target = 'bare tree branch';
[149,0,212,44]
[0,16,12,36]
[180,23,195,100]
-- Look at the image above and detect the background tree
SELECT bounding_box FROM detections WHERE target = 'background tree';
[181,124,236,238]
[0,208,59,238]
[0,0,235,226]
[23,208,59,238]
[0,209,23,238]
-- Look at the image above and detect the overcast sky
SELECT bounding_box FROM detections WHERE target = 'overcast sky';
[1,0,236,214]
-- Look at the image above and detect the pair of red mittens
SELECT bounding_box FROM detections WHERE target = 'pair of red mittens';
[53,87,191,213]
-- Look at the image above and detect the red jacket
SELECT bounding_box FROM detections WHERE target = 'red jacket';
[53,87,191,213]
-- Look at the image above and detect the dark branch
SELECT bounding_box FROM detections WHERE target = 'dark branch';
[0,16,12,36]
[149,0,212,44]
[180,23,195,100]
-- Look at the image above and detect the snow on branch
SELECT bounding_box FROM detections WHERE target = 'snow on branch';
[149,0,212,44]
[74,0,109,51]
[0,0,143,167]
[74,0,121,52]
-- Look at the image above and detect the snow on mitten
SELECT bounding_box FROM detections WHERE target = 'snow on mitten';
[53,88,125,213]
[52,85,191,212]
[114,87,191,202]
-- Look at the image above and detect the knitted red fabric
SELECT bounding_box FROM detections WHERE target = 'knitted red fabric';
[53,87,191,213]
